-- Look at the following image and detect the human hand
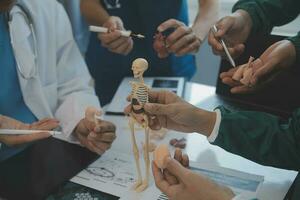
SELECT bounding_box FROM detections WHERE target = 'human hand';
[98,16,133,55]
[208,10,252,58]
[154,19,202,58]
[125,91,216,136]
[162,148,189,185]
[220,40,296,94]
[152,155,235,200]
[74,108,116,155]
[0,116,59,146]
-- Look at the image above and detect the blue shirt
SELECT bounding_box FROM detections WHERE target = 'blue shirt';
[0,13,37,161]
[86,0,196,105]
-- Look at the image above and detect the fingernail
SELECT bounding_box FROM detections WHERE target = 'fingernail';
[157,26,163,32]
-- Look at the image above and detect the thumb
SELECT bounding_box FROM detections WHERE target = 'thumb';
[109,17,124,31]
[165,157,190,183]
[104,18,118,31]
[215,18,233,38]
[157,19,183,32]
[144,103,172,115]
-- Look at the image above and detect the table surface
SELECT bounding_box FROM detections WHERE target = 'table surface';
[102,82,297,200]
[0,82,296,200]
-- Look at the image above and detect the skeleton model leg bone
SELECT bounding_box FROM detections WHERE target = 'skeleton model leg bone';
[128,114,150,192]
[136,114,150,192]
[128,116,143,190]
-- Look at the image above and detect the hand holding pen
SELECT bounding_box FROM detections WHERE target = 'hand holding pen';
[91,16,140,55]
[0,116,59,146]
[212,25,236,67]
[208,10,253,64]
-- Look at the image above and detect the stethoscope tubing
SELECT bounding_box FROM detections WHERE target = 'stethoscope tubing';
[6,3,38,80]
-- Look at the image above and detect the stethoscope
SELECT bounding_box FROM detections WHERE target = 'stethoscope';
[5,3,38,80]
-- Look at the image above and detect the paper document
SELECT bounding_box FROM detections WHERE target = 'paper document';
[71,151,137,197]
[71,150,263,200]
[106,77,185,115]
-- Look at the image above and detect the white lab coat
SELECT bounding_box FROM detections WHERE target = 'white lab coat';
[9,0,100,143]
[58,0,90,54]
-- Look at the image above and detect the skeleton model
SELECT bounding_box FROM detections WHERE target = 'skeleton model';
[128,58,151,192]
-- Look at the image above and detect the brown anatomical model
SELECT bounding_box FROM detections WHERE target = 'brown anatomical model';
[85,106,102,125]
[233,56,255,86]
[153,32,169,58]
[154,144,171,169]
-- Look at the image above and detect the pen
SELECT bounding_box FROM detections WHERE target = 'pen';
[212,25,236,67]
[0,129,62,136]
[89,25,145,39]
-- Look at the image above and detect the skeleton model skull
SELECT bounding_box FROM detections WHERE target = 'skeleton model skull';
[128,58,151,192]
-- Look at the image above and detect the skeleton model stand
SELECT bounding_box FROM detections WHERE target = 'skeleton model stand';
[128,58,150,192]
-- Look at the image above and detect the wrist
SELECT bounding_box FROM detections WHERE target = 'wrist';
[233,9,252,36]
[73,122,81,138]
[191,24,206,43]
[194,109,216,137]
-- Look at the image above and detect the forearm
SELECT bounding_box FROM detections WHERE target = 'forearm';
[192,0,219,41]
[80,0,109,26]
[194,108,217,137]
[212,106,300,171]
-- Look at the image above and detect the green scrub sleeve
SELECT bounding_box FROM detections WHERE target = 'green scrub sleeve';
[212,106,300,171]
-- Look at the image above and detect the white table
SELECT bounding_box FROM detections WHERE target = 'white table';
[103,82,297,200]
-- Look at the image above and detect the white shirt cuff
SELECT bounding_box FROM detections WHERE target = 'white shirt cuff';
[207,109,222,143]
[54,92,101,144]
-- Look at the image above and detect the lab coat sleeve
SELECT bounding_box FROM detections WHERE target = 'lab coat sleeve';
[212,106,300,171]
[53,3,101,143]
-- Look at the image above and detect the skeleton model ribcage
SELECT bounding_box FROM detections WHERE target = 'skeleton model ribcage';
[130,82,149,114]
